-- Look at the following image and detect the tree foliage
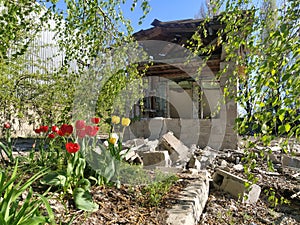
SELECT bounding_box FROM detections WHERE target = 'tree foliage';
[0,0,150,134]
[195,0,299,145]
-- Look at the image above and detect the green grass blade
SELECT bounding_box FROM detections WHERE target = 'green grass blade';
[11,188,34,225]
[36,193,55,225]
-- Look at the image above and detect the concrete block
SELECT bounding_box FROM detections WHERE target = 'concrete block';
[166,173,209,225]
[282,155,300,169]
[131,139,158,153]
[159,132,190,164]
[141,151,171,168]
[124,138,145,148]
[213,168,261,204]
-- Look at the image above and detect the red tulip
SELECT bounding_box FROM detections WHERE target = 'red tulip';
[66,142,80,153]
[85,125,99,137]
[34,128,41,134]
[48,133,56,139]
[76,129,86,139]
[51,125,59,133]
[57,130,64,136]
[60,124,73,136]
[40,126,49,133]
[34,125,48,134]
[4,122,11,129]
[75,120,86,130]
[91,117,101,124]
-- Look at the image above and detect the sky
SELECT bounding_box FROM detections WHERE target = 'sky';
[52,0,204,32]
[122,0,204,31]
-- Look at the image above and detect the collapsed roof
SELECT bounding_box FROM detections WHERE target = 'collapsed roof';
[133,16,225,81]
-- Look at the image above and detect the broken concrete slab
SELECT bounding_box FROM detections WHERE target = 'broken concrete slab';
[132,145,152,152]
[120,148,136,161]
[123,138,145,148]
[203,147,221,159]
[212,168,261,204]
[129,139,159,153]
[120,149,143,165]
[282,155,300,169]
[220,160,228,168]
[145,139,159,151]
[166,173,209,225]
[141,151,171,168]
[196,147,220,170]
[159,131,190,164]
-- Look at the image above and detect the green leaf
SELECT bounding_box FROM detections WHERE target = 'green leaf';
[73,188,98,212]
[75,158,86,178]
[104,160,116,182]
[285,124,291,132]
[18,216,47,225]
[36,194,55,225]
[278,125,285,134]
[279,114,284,122]
[67,161,73,177]
[40,172,66,187]
[77,178,91,191]
[12,187,34,224]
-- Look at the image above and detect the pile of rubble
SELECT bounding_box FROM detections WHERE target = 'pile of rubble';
[200,139,300,225]
[121,131,300,225]
[122,131,223,171]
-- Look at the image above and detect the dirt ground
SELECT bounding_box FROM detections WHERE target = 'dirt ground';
[49,150,300,225]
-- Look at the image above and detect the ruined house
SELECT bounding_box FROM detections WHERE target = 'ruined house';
[123,16,240,150]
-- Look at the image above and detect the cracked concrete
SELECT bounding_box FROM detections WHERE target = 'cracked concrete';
[166,172,209,225]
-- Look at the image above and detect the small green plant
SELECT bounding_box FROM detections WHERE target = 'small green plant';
[264,188,290,208]
[0,159,55,225]
[243,213,253,221]
[225,210,235,225]
[141,175,178,207]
